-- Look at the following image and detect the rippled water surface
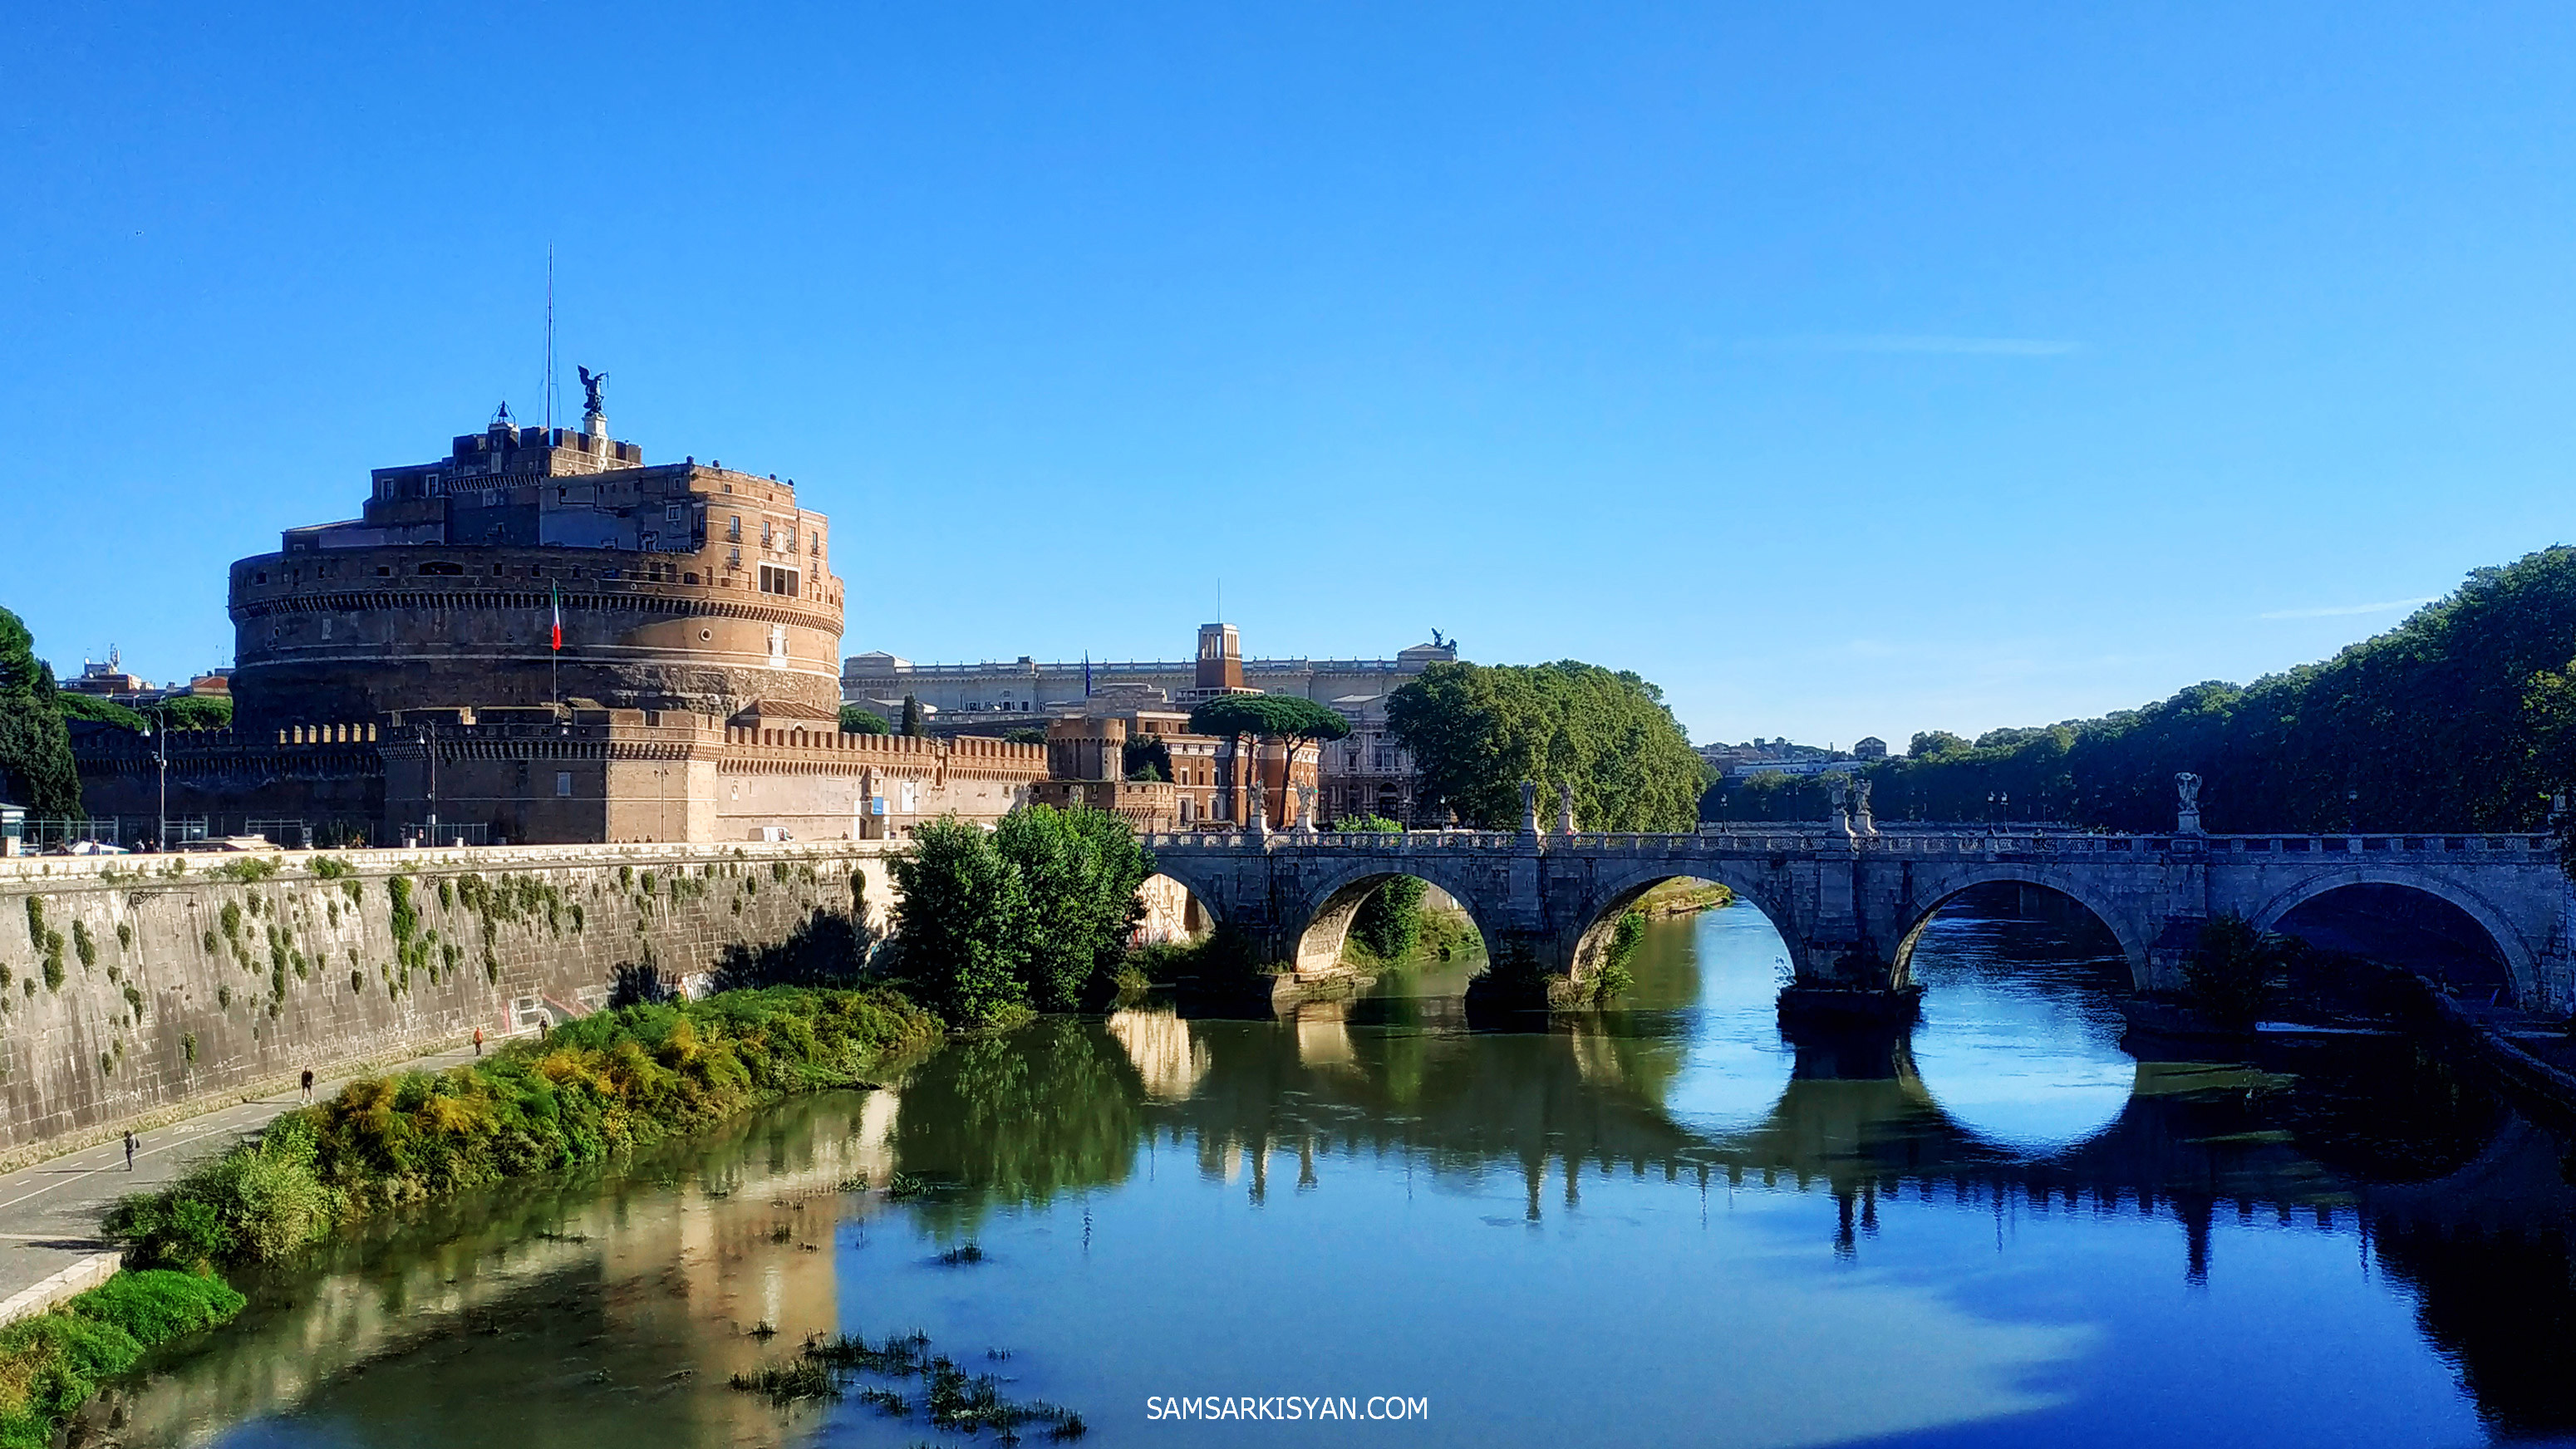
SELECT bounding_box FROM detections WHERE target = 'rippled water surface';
[113,900,2576,1448]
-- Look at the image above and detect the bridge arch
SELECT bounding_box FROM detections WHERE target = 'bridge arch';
[1561,859,1802,984]
[1290,858,1496,976]
[1891,873,2151,993]
[2247,871,2534,1005]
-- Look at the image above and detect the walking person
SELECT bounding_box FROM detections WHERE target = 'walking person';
[473,1027,484,1058]
[122,1130,135,1171]
[299,1068,314,1104]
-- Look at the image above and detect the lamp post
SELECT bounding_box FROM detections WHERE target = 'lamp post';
[145,705,168,851]
[423,717,439,847]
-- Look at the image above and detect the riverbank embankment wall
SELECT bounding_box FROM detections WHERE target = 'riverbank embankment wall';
[0,842,901,1169]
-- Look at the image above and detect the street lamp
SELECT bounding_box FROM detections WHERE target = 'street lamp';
[142,705,168,851]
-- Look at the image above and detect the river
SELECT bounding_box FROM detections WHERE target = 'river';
[94,897,2576,1447]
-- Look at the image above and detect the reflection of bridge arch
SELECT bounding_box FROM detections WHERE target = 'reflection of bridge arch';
[2247,870,2535,1004]
[1890,873,2149,991]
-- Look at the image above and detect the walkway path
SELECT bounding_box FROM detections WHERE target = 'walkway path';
[0,1038,513,1322]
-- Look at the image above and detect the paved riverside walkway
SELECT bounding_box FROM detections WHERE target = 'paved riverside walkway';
[0,1039,505,1322]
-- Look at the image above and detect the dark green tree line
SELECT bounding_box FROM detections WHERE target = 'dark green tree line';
[1721,548,2576,834]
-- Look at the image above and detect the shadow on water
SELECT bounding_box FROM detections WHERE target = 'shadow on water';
[100,897,2576,1447]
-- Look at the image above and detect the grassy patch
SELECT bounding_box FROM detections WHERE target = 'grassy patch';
[0,1270,244,1448]
[106,987,937,1272]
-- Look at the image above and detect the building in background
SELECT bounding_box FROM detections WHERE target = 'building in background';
[842,634,1458,729]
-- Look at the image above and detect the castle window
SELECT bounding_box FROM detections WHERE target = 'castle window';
[555,771,573,798]
[728,516,742,541]
[762,519,774,548]
[758,565,799,597]
[728,547,741,569]
[811,533,821,557]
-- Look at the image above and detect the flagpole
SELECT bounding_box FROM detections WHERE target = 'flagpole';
[551,582,561,709]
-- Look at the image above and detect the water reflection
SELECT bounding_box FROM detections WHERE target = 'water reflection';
[109,901,2576,1449]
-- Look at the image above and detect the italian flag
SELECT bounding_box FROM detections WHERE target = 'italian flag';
[550,583,563,651]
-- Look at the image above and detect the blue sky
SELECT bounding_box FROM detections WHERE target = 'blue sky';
[6,3,2573,748]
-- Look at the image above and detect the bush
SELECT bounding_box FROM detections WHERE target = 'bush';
[108,987,935,1269]
[2183,913,2286,1028]
[886,808,1153,1023]
[0,1270,243,1448]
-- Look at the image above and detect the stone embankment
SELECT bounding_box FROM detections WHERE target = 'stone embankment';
[0,842,900,1168]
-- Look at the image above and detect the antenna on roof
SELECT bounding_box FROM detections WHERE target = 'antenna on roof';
[540,243,556,433]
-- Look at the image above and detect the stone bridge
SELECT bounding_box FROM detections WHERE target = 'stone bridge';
[1143,822,2576,1011]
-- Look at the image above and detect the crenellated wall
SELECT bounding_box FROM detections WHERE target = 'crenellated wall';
[0,842,902,1168]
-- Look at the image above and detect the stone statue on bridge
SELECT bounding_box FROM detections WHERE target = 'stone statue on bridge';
[1556,779,1577,835]
[1520,780,1540,836]
[2175,772,2205,836]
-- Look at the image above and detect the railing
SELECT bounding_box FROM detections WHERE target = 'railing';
[1143,827,2561,859]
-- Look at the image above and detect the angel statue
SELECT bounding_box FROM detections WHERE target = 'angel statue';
[578,366,608,417]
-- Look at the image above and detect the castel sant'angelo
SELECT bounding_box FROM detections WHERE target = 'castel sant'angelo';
[76,385,1046,844]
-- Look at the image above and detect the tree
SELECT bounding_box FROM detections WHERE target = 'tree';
[160,695,232,731]
[838,705,892,735]
[900,694,929,738]
[887,818,1031,1026]
[993,804,1155,1011]
[887,805,1157,1023]
[0,609,80,816]
[2182,913,2287,1029]
[1122,737,1170,783]
[1187,695,1349,823]
[1386,661,1702,832]
[55,694,146,732]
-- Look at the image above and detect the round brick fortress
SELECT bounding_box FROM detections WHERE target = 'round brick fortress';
[227,416,844,730]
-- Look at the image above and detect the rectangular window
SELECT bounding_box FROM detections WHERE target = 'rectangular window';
[554,771,573,798]
[758,564,801,597]
[665,503,684,523]
[762,519,774,548]
[728,516,742,541]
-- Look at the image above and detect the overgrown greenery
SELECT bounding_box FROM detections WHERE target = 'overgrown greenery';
[1724,548,2576,835]
[1388,660,1703,832]
[838,705,893,735]
[0,607,80,817]
[0,1270,245,1448]
[2182,913,2288,1029]
[105,987,935,1271]
[884,808,1154,1024]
